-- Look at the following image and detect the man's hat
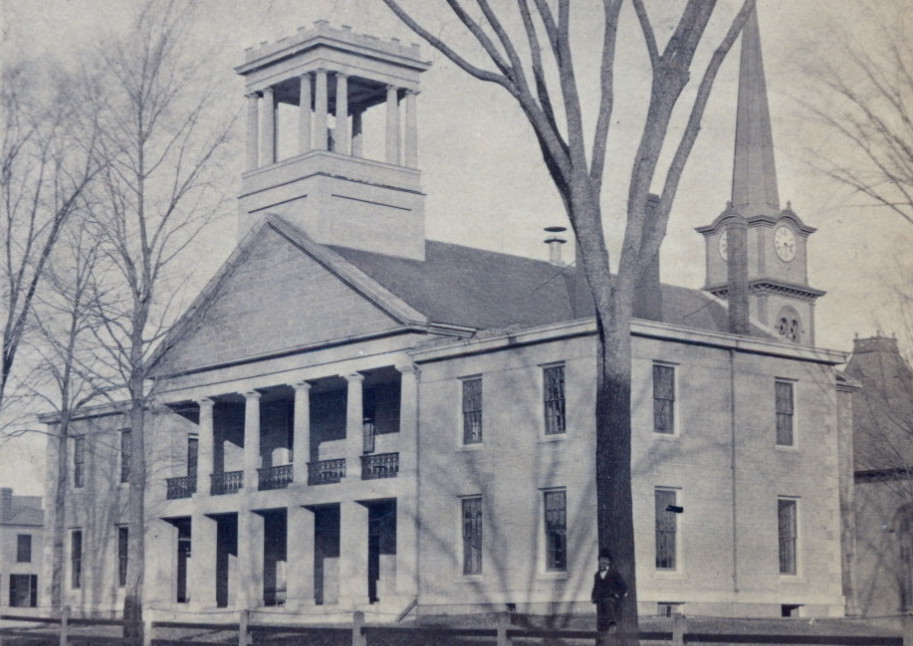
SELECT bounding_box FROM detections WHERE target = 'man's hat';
[598,548,613,560]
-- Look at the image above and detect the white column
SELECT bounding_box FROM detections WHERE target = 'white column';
[196,398,214,497]
[351,109,364,158]
[242,391,262,492]
[344,373,365,480]
[189,514,217,609]
[260,87,276,166]
[396,364,420,597]
[298,74,312,154]
[238,510,265,608]
[404,90,418,168]
[338,502,369,607]
[245,93,260,171]
[334,72,349,155]
[314,70,328,151]
[385,85,400,164]
[291,382,311,485]
[287,505,315,609]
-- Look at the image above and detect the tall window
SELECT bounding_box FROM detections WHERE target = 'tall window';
[187,436,199,477]
[120,429,131,483]
[655,489,677,569]
[775,380,794,446]
[461,496,482,575]
[462,377,483,444]
[544,490,567,571]
[653,364,675,434]
[543,365,566,435]
[16,534,31,563]
[73,436,85,488]
[778,498,798,575]
[118,526,129,587]
[71,529,83,589]
[9,574,37,607]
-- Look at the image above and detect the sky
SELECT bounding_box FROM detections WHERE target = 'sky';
[2,0,911,494]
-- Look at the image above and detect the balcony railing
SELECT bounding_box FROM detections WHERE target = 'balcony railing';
[361,453,399,480]
[166,475,197,500]
[211,471,243,495]
[258,464,293,491]
[308,459,345,486]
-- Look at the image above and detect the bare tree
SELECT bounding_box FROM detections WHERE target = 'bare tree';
[806,5,913,227]
[0,58,103,419]
[380,0,755,635]
[83,1,234,638]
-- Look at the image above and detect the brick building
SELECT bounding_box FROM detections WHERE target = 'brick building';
[40,10,853,621]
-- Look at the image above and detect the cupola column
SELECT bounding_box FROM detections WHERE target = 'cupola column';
[335,72,349,155]
[245,93,260,171]
[314,70,329,151]
[404,90,418,168]
[298,74,312,155]
[385,85,400,164]
[260,87,276,166]
[344,372,365,480]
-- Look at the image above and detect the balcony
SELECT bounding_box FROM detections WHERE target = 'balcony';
[166,475,197,500]
[258,464,293,491]
[361,453,399,480]
[211,471,243,495]
[308,459,345,486]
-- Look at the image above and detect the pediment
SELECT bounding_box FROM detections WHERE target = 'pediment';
[153,216,427,375]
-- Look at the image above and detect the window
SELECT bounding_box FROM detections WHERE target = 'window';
[120,429,131,483]
[9,574,37,607]
[543,490,567,571]
[16,534,31,563]
[657,602,683,617]
[653,364,675,434]
[187,436,199,477]
[462,377,483,444]
[543,365,566,435]
[778,498,798,574]
[655,489,677,570]
[118,526,129,587]
[73,436,85,488]
[71,529,83,589]
[461,496,482,575]
[775,380,794,446]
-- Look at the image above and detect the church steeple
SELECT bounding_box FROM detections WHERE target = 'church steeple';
[731,7,780,218]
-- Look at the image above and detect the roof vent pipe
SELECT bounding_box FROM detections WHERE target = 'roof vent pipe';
[544,226,567,266]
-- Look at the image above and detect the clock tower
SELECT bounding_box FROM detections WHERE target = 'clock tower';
[696,7,824,346]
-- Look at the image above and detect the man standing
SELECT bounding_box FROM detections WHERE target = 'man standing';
[591,548,627,636]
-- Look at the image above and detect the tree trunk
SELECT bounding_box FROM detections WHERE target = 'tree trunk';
[123,369,146,644]
[50,413,70,612]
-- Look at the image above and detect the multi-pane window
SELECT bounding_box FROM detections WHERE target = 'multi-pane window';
[543,365,566,435]
[118,526,129,587]
[16,534,31,563]
[461,496,483,575]
[544,490,567,571]
[187,436,199,477]
[653,364,675,434]
[778,498,798,575]
[655,489,677,570]
[73,436,85,488]
[9,574,37,607]
[120,429,131,483]
[71,529,83,589]
[775,381,794,446]
[462,378,483,444]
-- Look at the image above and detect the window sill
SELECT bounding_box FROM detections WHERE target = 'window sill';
[653,569,683,579]
[455,574,484,584]
[774,443,800,452]
[537,570,568,580]
[538,433,567,444]
[456,443,483,452]
[652,432,679,441]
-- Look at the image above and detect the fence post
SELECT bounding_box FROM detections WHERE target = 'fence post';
[496,611,512,646]
[143,607,154,646]
[352,610,366,646]
[238,609,250,646]
[673,612,687,646]
[60,605,70,646]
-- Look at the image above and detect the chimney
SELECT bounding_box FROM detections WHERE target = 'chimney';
[726,214,750,335]
[1,487,12,522]
[633,194,664,322]
[544,226,567,266]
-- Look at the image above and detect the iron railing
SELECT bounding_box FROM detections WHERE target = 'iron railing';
[308,459,345,485]
[166,475,197,500]
[258,464,293,491]
[361,452,399,480]
[210,470,243,495]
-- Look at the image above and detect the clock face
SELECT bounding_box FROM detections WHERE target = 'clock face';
[718,230,728,261]
[774,225,796,262]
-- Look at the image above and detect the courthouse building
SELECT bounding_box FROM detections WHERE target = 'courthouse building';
[41,12,854,620]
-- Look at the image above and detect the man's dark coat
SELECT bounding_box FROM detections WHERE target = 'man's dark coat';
[591,568,627,631]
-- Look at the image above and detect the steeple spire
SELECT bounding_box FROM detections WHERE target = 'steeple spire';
[731,6,780,217]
